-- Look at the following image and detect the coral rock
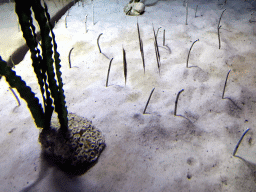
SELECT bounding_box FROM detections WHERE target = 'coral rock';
[124,1,145,16]
[39,113,105,167]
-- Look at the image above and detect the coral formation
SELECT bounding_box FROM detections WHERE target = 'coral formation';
[39,113,105,167]
[124,0,145,16]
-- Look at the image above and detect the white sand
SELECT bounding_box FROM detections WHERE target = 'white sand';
[1,0,256,191]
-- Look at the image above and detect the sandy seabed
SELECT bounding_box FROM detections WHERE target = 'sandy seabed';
[1,0,256,191]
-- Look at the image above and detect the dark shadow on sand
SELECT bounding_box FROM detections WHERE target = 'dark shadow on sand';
[234,155,256,183]
[20,150,98,192]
